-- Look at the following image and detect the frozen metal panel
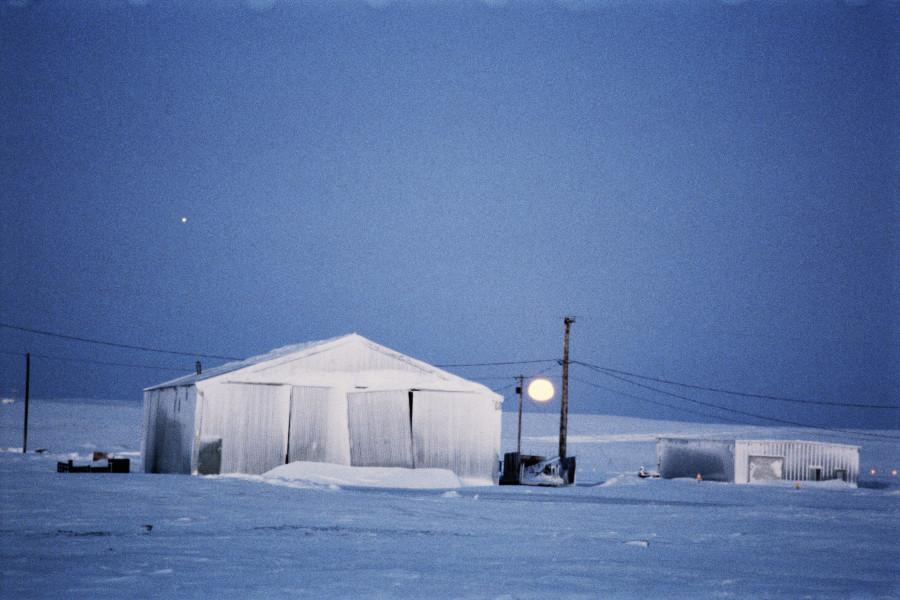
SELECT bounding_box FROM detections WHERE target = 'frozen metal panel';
[287,386,351,466]
[657,438,735,481]
[748,455,783,482]
[347,390,413,468]
[736,440,859,485]
[284,343,430,374]
[141,390,158,474]
[412,390,501,482]
[142,386,196,474]
[197,383,291,475]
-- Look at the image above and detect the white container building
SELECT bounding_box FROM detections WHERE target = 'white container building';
[657,437,859,486]
[142,334,503,483]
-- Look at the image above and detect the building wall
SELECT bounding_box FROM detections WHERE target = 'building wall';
[251,342,431,379]
[657,438,735,481]
[146,370,502,481]
[412,390,501,482]
[196,382,291,475]
[287,385,352,466]
[142,385,196,474]
[656,438,860,486]
[734,440,859,485]
[346,390,414,468]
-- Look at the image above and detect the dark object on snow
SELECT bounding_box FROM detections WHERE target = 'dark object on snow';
[197,437,222,475]
[57,458,130,473]
[109,458,130,473]
[57,460,90,473]
[499,452,576,486]
[638,466,660,478]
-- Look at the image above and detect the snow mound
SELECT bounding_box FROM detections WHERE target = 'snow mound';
[600,473,654,487]
[262,461,464,489]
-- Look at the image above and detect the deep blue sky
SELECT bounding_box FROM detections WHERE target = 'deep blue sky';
[1,0,897,430]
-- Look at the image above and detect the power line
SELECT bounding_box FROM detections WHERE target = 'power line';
[490,363,560,395]
[592,368,900,441]
[0,322,241,361]
[573,375,895,443]
[436,359,558,368]
[573,361,899,410]
[572,376,749,425]
[1,349,191,373]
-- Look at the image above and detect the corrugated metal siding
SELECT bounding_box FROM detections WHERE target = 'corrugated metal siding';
[258,343,431,378]
[347,390,413,468]
[734,440,859,485]
[141,390,157,473]
[198,383,291,475]
[287,386,351,466]
[412,391,500,481]
[142,386,195,474]
[657,438,735,481]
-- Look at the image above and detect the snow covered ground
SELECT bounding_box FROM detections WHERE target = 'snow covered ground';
[1,398,897,599]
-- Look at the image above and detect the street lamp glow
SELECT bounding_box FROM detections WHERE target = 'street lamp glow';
[527,378,554,402]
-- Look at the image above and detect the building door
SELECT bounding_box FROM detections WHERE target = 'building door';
[197,437,222,475]
[346,390,413,468]
[286,386,351,466]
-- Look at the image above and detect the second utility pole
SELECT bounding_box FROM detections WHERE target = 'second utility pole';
[559,317,574,459]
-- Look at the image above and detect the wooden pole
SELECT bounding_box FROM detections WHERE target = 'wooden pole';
[517,375,524,457]
[559,317,574,459]
[23,352,30,453]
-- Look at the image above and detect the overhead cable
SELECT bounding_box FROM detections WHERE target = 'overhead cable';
[593,368,900,441]
[573,360,899,410]
[573,375,891,443]
[0,322,241,361]
[490,363,561,395]
[1,349,191,373]
[436,359,558,368]
[572,376,749,425]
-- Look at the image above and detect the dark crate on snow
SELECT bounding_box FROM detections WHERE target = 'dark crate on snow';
[57,458,130,474]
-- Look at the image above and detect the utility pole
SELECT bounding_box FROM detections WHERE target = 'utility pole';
[23,352,30,454]
[559,317,574,459]
[516,375,524,456]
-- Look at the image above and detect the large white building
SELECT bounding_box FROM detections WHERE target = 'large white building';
[657,437,860,486]
[142,334,503,482]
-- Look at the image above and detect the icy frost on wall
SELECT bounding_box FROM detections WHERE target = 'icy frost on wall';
[287,386,351,466]
[657,438,734,481]
[734,440,859,485]
[143,335,504,480]
[198,383,290,475]
[413,391,500,481]
[142,386,195,474]
[657,437,860,486]
[347,390,413,468]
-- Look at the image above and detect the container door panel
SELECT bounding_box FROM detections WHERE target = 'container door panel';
[347,390,412,468]
[288,386,351,466]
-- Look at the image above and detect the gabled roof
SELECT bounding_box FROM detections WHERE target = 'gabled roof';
[144,334,494,396]
[145,335,344,390]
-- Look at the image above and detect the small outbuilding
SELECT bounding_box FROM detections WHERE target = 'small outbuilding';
[657,437,860,486]
[142,334,503,482]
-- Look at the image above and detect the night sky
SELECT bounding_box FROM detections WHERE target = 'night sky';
[1,0,897,430]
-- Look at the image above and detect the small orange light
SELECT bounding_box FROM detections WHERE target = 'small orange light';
[870,470,876,475]
[893,470,898,476]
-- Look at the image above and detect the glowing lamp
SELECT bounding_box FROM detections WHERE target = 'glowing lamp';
[527,378,554,402]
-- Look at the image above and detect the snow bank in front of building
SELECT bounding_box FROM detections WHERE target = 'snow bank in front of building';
[261,461,465,489]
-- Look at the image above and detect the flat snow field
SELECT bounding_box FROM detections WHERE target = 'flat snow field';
[1,399,897,599]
